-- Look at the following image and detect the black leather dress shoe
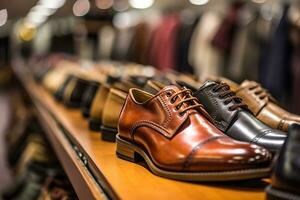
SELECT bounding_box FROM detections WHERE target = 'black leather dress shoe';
[62,76,90,108]
[81,80,100,118]
[106,74,121,84]
[192,81,286,152]
[128,75,151,88]
[266,124,300,200]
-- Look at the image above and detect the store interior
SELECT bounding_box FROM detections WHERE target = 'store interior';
[0,0,299,199]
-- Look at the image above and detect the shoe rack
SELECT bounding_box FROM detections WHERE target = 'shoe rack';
[11,60,270,200]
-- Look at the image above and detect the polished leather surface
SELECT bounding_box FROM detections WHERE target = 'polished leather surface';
[227,112,286,152]
[271,124,300,194]
[129,75,151,88]
[194,81,243,132]
[227,79,300,131]
[102,81,138,129]
[81,80,100,118]
[89,84,110,123]
[194,81,286,152]
[101,88,128,129]
[62,76,90,107]
[118,85,272,172]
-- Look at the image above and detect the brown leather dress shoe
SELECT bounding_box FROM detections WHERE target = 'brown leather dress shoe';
[116,85,272,181]
[223,79,300,132]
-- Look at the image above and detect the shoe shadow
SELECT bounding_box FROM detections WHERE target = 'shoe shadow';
[198,179,269,192]
[134,159,269,192]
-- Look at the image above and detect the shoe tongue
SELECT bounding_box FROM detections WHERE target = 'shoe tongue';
[161,84,182,93]
[240,80,253,87]
[160,84,197,109]
[199,80,218,91]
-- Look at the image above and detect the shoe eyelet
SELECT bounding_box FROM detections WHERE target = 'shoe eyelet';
[228,107,234,111]
[179,112,185,117]
[170,98,175,104]
[166,91,172,97]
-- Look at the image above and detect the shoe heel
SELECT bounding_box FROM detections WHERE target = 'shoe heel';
[101,125,117,142]
[88,119,101,131]
[116,136,138,163]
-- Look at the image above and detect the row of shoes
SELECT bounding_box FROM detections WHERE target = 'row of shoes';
[30,54,300,200]
[2,94,78,200]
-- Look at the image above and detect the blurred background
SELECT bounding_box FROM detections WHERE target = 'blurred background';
[1,0,300,106]
[0,0,299,197]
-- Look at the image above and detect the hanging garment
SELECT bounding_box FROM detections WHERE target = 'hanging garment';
[175,11,199,74]
[148,14,181,71]
[128,22,151,64]
[211,1,245,76]
[188,11,223,78]
[211,1,245,52]
[259,4,293,101]
[291,31,300,114]
[98,25,116,60]
[111,27,135,61]
[227,7,261,82]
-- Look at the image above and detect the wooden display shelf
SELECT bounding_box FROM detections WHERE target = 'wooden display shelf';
[12,62,269,200]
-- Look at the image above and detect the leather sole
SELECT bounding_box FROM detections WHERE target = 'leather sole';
[88,119,101,131]
[116,135,271,182]
[100,125,117,142]
[266,185,300,200]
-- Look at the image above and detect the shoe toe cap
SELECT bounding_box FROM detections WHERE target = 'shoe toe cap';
[255,130,286,152]
[185,138,272,172]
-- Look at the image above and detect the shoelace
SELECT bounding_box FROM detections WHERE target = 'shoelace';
[166,88,212,120]
[213,82,247,111]
[244,82,273,101]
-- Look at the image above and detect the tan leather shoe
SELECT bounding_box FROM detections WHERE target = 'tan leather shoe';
[222,78,300,132]
[89,84,110,131]
[116,85,272,181]
[101,81,138,142]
